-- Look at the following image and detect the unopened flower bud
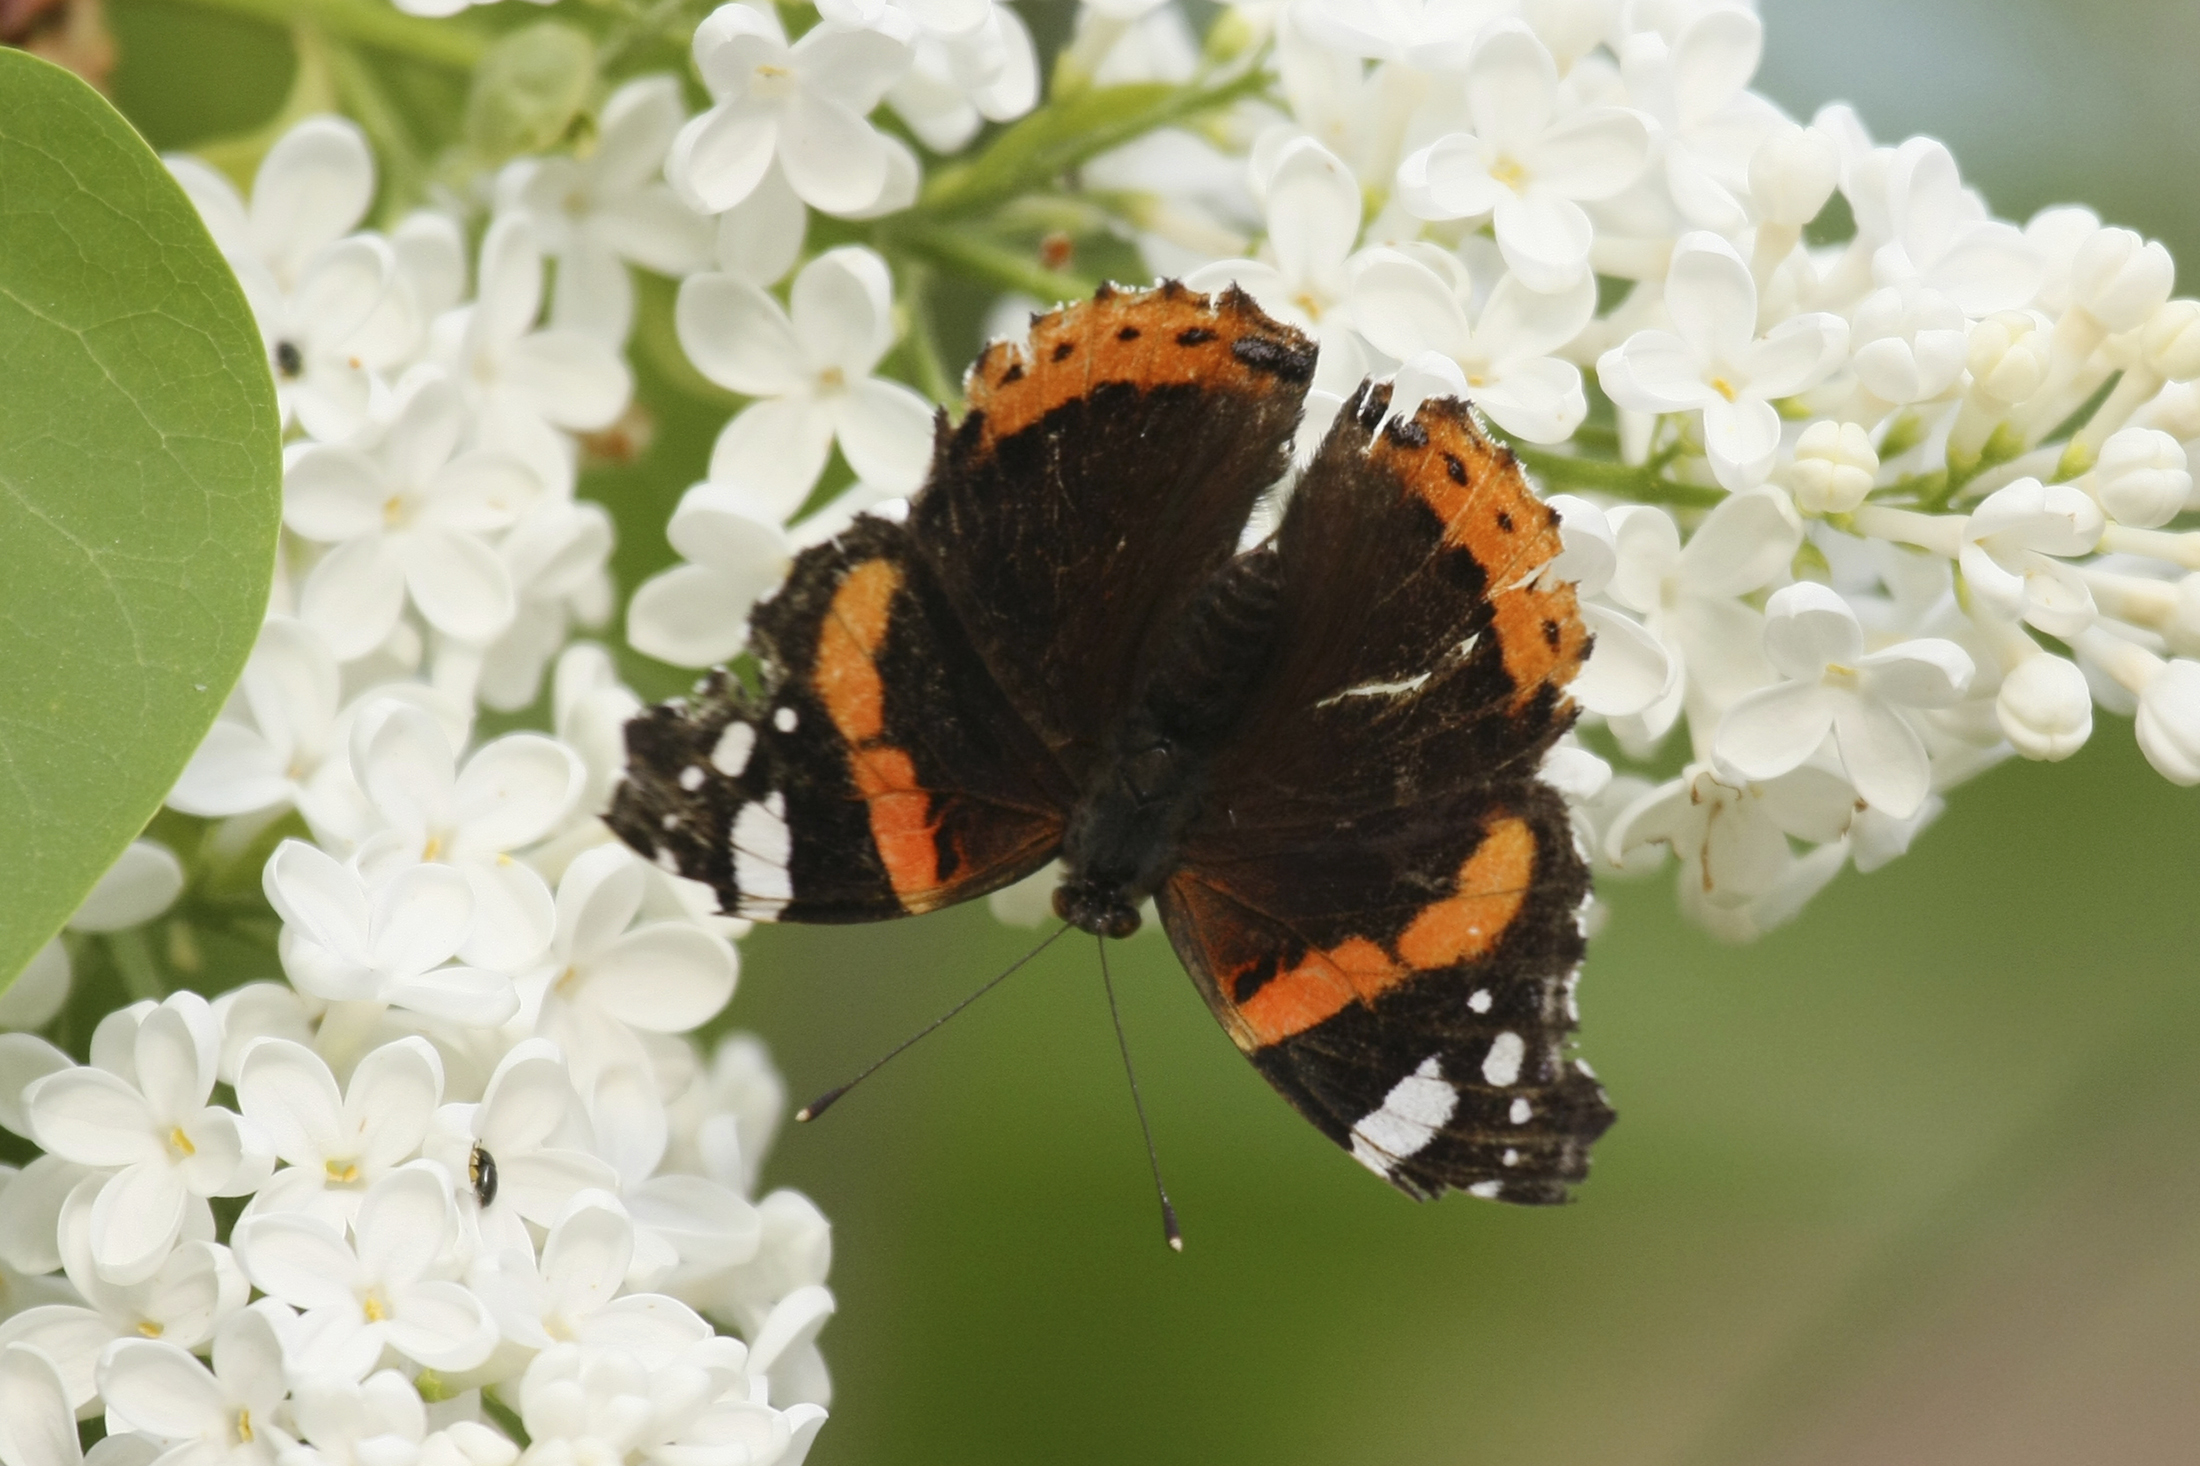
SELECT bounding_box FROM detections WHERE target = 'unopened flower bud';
[2094,427,2190,528]
[1966,311,2050,406]
[2142,299,2200,381]
[2069,228,2175,333]
[1748,124,1838,228]
[1789,419,1876,513]
[1996,652,2092,760]
[2135,658,2200,784]
[2138,380,2200,443]
[466,22,597,165]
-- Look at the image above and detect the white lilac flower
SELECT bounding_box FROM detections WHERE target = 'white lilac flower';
[1995,647,2093,761]
[496,77,715,346]
[285,375,543,658]
[0,1175,245,1409]
[98,1308,288,1466]
[1713,582,1974,819]
[517,846,737,1095]
[1602,489,1801,744]
[668,3,915,218]
[24,994,270,1286]
[1609,763,1858,943]
[262,839,510,1028]
[230,1161,497,1380]
[625,483,796,668]
[474,1191,711,1358]
[884,2,1039,153]
[1957,478,2105,637]
[1395,21,1650,293]
[1352,249,1595,443]
[433,217,633,500]
[426,1041,617,1235]
[167,118,388,442]
[233,1037,443,1227]
[1597,232,1850,491]
[1542,496,1675,719]
[282,1370,429,1466]
[676,246,934,521]
[346,705,584,971]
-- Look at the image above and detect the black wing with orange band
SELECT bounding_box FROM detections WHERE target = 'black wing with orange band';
[610,515,1069,921]
[1161,385,1613,1201]
[610,285,1317,924]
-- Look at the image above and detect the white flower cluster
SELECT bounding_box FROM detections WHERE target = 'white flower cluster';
[0,92,835,1466]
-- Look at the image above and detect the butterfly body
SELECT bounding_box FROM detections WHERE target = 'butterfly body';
[611,282,1615,1204]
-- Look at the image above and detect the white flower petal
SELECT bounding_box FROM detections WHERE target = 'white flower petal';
[582,926,737,1033]
[627,562,769,668]
[777,93,890,215]
[707,395,838,524]
[837,378,936,495]
[504,331,632,431]
[1715,681,1837,782]
[677,272,806,396]
[1830,696,1932,818]
[399,528,516,644]
[790,246,896,377]
[369,864,475,979]
[235,1039,345,1168]
[458,861,557,972]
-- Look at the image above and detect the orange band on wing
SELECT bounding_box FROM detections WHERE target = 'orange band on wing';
[1233,817,1536,1048]
[813,560,942,903]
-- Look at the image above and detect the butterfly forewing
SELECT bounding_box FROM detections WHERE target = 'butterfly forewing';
[1163,386,1612,1200]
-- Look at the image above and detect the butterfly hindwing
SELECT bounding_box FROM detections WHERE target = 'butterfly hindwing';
[910,282,1316,782]
[1163,385,1611,1200]
[609,514,1071,922]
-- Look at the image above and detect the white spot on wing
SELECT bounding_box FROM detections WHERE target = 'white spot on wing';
[774,706,799,732]
[678,765,707,792]
[1468,989,1492,1013]
[733,791,792,917]
[1316,671,1432,708]
[712,723,757,776]
[1348,1055,1456,1169]
[1509,1098,1532,1124]
[1482,1031,1525,1088]
[1502,1147,1520,1167]
[1468,1180,1502,1199]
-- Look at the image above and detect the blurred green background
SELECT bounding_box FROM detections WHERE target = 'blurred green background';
[87,0,2200,1460]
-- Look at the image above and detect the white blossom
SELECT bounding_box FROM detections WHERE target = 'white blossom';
[1714,582,1974,818]
[1598,233,1849,490]
[668,4,915,218]
[676,246,934,520]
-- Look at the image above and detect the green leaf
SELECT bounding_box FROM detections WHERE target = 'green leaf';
[0,52,281,990]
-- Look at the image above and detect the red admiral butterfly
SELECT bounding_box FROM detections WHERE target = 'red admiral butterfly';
[610,282,1613,1205]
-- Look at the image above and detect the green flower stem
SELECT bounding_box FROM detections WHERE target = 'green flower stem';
[1509,444,1727,509]
[1851,503,1964,556]
[893,227,1097,309]
[168,0,488,68]
[897,263,960,411]
[323,36,427,222]
[105,928,167,1004]
[917,63,1275,223]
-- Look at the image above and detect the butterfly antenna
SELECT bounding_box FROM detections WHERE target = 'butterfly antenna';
[796,921,1074,1122]
[1099,934,1183,1253]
